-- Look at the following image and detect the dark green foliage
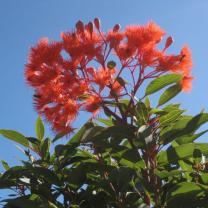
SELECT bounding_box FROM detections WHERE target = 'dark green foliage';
[1,76,208,207]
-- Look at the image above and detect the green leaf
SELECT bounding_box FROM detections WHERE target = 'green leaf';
[0,178,15,189]
[119,158,145,171]
[178,160,193,181]
[55,144,77,158]
[136,102,149,125]
[67,120,95,145]
[35,117,45,140]
[144,96,150,109]
[136,125,152,147]
[3,194,59,208]
[175,130,208,145]
[89,124,136,144]
[52,132,67,143]
[185,113,208,132]
[171,142,193,181]
[27,137,41,153]
[145,74,182,96]
[0,129,29,147]
[159,109,184,127]
[158,143,208,166]
[200,173,208,185]
[163,103,181,112]
[158,84,181,106]
[160,115,192,140]
[166,182,208,208]
[1,160,9,171]
[40,138,51,160]
[3,196,40,208]
[155,169,181,179]
[32,167,61,185]
[161,113,208,143]
[2,166,27,180]
[98,118,113,126]
[150,108,166,115]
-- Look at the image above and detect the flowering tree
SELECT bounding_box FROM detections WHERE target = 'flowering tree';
[0,19,208,208]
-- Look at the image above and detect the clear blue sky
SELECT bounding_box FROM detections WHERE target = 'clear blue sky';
[1,0,208,199]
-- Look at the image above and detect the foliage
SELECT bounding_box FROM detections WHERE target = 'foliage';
[0,19,206,208]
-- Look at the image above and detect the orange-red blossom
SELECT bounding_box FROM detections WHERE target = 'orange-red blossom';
[25,18,193,133]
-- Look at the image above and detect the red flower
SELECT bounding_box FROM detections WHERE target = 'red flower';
[25,39,62,87]
[106,30,124,48]
[181,75,194,92]
[61,29,101,61]
[84,94,102,114]
[125,22,165,50]
[115,44,136,61]
[92,67,116,90]
[140,47,163,67]
[44,99,78,133]
[157,46,192,75]
[178,46,193,75]
[25,19,193,133]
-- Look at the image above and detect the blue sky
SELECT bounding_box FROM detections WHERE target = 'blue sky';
[1,0,208,199]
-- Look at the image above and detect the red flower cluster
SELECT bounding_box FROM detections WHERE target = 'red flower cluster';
[25,19,193,133]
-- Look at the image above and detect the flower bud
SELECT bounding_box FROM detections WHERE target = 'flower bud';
[116,77,126,87]
[87,21,94,34]
[94,18,100,30]
[76,20,84,33]
[164,36,173,51]
[107,60,116,69]
[113,24,121,32]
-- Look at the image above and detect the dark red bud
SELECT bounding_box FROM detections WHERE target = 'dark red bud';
[33,94,41,99]
[94,18,100,30]
[87,22,94,34]
[113,24,121,32]
[164,36,173,50]
[76,20,84,33]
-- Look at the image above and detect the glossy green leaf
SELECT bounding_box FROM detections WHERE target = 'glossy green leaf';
[2,166,28,180]
[0,129,29,147]
[200,173,208,185]
[32,167,61,185]
[89,124,136,143]
[27,137,41,153]
[158,143,208,166]
[171,141,193,181]
[155,169,181,179]
[158,84,181,106]
[176,130,208,145]
[1,160,9,171]
[145,74,182,96]
[166,182,208,208]
[163,103,181,112]
[35,117,45,140]
[136,102,149,125]
[40,138,51,160]
[159,109,184,127]
[185,113,208,132]
[0,178,15,189]
[52,132,67,143]
[67,120,95,145]
[144,96,150,109]
[150,108,165,115]
[3,194,59,208]
[98,118,113,126]
[161,113,208,144]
